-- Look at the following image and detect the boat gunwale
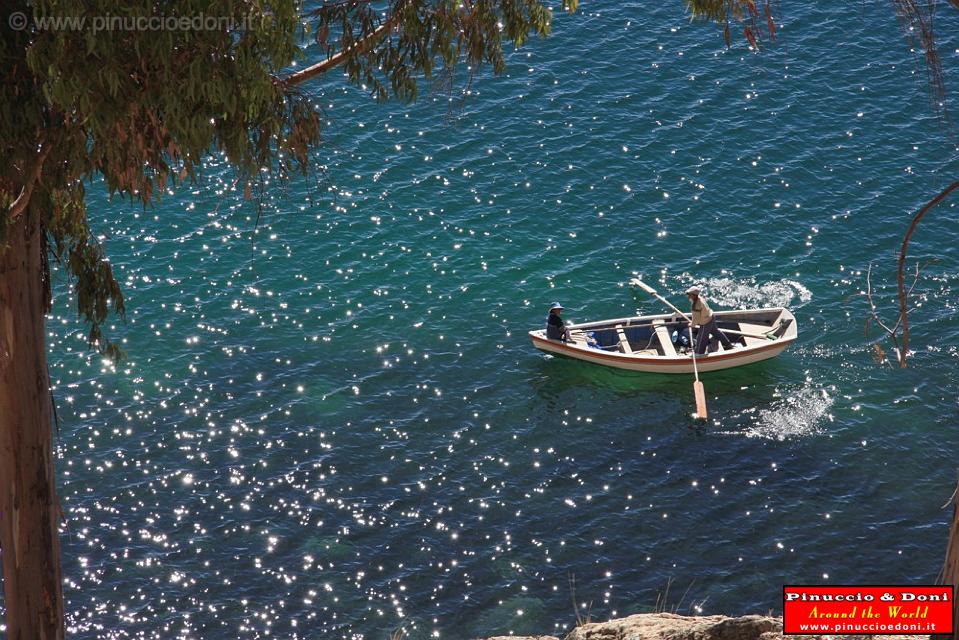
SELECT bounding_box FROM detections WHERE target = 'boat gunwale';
[566,307,793,331]
[529,331,795,364]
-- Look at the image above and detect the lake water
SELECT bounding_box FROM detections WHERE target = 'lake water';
[20,1,959,638]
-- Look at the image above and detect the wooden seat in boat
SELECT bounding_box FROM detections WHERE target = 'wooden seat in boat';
[652,320,677,357]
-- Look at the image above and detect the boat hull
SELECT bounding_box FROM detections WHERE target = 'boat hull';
[529,308,797,374]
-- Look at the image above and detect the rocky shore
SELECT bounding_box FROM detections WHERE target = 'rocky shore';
[482,612,926,640]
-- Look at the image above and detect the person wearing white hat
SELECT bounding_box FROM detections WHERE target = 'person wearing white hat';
[545,302,571,342]
[685,287,734,355]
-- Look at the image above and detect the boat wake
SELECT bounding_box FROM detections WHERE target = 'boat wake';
[720,382,834,441]
[684,276,813,311]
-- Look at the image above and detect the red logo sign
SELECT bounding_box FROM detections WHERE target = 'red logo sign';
[783,585,954,635]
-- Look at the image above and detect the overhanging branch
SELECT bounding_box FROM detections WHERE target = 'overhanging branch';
[280,0,413,89]
[896,178,959,366]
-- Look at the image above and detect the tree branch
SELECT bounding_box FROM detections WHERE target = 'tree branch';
[7,142,50,222]
[865,263,895,337]
[280,0,413,89]
[896,178,959,367]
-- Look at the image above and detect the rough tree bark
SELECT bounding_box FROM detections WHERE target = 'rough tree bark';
[0,210,65,639]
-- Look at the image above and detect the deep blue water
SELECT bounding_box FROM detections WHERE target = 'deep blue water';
[13,2,959,638]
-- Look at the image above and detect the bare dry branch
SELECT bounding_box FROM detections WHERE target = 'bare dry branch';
[865,263,896,336]
[896,178,959,366]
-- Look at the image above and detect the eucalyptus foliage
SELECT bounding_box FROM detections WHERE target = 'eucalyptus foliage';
[685,0,776,47]
[298,0,569,101]
[1,0,579,360]
[4,0,304,359]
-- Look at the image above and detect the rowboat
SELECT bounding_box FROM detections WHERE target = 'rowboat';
[529,307,797,374]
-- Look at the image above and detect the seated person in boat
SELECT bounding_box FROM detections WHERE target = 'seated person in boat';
[545,302,571,341]
[686,286,733,355]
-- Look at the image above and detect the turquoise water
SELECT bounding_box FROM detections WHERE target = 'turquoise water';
[25,2,959,638]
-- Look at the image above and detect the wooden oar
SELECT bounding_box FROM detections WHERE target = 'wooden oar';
[687,323,707,419]
[721,327,776,341]
[628,279,692,319]
[630,278,707,419]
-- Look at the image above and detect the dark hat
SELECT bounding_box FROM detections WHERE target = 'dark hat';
[549,302,564,311]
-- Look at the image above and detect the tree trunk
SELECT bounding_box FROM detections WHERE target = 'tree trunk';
[0,212,65,638]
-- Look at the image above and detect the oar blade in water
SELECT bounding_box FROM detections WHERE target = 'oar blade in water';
[693,380,708,419]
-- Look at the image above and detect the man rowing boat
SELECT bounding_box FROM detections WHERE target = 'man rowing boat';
[685,286,734,355]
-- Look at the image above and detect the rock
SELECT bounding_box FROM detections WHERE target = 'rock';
[565,613,780,640]
[479,612,928,640]
[563,612,925,640]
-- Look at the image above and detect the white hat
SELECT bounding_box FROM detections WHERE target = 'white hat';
[685,286,700,296]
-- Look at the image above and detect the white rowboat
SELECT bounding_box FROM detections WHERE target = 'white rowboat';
[529,307,797,374]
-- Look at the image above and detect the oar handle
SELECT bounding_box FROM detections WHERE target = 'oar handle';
[632,279,657,296]
[630,278,692,323]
